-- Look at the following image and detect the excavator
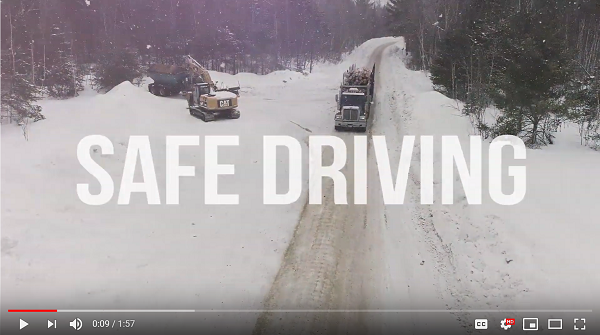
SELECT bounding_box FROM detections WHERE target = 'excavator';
[147,55,240,122]
[182,55,215,90]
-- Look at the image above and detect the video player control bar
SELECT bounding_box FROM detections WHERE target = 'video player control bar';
[8,309,594,313]
[9,310,195,313]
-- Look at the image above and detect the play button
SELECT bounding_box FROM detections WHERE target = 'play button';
[19,319,28,330]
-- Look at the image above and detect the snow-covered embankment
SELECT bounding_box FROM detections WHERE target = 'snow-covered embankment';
[373,39,600,329]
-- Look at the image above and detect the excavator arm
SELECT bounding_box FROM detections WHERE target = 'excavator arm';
[183,55,215,90]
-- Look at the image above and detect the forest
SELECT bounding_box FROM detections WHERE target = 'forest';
[387,0,600,148]
[1,0,386,122]
[3,0,600,149]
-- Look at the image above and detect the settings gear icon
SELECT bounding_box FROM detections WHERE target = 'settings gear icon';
[500,318,512,330]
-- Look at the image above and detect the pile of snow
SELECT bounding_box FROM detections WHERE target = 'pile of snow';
[104,81,145,97]
[340,36,401,69]
[209,70,307,95]
[209,37,403,98]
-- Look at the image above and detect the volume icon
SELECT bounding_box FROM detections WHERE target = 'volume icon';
[69,318,82,331]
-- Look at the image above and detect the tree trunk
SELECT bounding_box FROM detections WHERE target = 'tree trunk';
[9,8,16,76]
[31,41,35,85]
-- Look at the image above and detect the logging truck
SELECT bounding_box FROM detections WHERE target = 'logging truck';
[334,64,376,132]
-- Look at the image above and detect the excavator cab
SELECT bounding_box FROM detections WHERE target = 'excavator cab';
[189,83,211,107]
[195,83,211,96]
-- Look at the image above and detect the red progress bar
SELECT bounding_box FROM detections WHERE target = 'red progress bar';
[8,310,57,312]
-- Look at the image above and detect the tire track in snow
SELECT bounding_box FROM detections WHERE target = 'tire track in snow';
[374,44,471,333]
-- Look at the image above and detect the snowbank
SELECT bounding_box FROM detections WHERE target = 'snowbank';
[340,36,402,69]
[209,69,308,97]
[209,37,403,100]
[106,80,144,97]
[375,40,600,322]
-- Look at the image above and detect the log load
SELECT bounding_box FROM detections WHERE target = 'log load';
[343,64,371,86]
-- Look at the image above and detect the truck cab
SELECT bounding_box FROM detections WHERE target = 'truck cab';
[334,86,372,132]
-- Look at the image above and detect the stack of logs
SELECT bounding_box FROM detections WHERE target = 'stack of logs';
[343,65,371,85]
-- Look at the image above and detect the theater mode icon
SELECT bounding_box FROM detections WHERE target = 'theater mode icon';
[548,319,562,330]
[475,319,488,329]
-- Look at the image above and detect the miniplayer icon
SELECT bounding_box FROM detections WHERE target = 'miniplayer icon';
[523,318,538,331]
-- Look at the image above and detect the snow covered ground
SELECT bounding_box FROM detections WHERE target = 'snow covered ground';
[1,37,400,332]
[374,40,600,330]
[2,36,598,334]
[0,74,322,320]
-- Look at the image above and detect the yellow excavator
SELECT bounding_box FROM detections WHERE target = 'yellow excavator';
[182,55,241,122]
[182,55,215,90]
[147,55,240,122]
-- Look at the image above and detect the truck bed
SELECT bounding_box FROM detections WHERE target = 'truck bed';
[148,72,188,85]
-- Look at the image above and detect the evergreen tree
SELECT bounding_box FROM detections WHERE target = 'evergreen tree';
[430,1,578,146]
[43,22,84,98]
[1,3,44,124]
[92,48,143,92]
[385,0,421,63]
[1,52,44,124]
[566,65,600,147]
[489,3,574,146]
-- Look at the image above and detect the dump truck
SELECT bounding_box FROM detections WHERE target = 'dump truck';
[147,55,241,122]
[147,55,240,97]
[147,63,196,96]
[334,64,376,132]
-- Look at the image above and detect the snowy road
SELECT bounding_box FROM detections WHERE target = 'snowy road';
[251,42,464,335]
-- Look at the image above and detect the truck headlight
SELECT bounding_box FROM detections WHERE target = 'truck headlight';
[359,116,366,120]
[335,114,342,120]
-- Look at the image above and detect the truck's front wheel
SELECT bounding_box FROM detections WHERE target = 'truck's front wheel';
[159,87,167,96]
